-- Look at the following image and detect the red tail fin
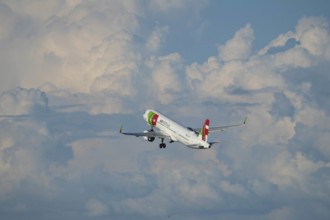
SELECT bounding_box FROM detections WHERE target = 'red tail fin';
[199,119,210,141]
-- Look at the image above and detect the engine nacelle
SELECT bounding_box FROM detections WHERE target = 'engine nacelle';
[143,130,155,142]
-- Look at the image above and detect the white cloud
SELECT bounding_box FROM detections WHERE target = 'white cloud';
[260,16,330,61]
[146,26,169,51]
[0,118,54,198]
[0,88,49,115]
[218,24,254,61]
[37,4,141,93]
[146,53,183,104]
[181,16,330,220]
[258,31,296,56]
[0,1,329,218]
[295,17,330,58]
[0,0,142,96]
[1,0,65,20]
[186,57,284,105]
[272,47,313,68]
[265,151,330,189]
[295,105,327,127]
[242,109,296,146]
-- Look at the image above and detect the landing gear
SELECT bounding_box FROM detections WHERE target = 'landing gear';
[159,138,166,149]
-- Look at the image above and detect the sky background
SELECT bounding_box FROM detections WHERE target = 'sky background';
[0,0,330,219]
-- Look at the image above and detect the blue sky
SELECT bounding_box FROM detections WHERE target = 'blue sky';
[161,0,330,62]
[0,1,330,220]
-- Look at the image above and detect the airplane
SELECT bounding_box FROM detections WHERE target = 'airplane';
[120,109,247,149]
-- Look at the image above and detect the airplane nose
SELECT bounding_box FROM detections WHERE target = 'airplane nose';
[143,110,148,121]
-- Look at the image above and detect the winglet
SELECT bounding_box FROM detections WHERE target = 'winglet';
[243,117,248,125]
[119,125,123,134]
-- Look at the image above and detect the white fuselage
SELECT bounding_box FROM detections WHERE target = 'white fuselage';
[143,109,210,149]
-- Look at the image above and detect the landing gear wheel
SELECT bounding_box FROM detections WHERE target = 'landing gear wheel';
[159,138,166,149]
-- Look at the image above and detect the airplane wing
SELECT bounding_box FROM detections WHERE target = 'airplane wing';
[119,127,170,139]
[209,117,247,132]
[192,117,247,133]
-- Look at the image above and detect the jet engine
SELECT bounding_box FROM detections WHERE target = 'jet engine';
[143,130,155,142]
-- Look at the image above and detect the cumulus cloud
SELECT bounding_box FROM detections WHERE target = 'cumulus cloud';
[296,17,330,58]
[146,53,183,104]
[0,1,330,219]
[0,0,209,114]
[260,16,330,61]
[182,16,330,219]
[0,116,54,198]
[35,1,141,94]
[0,0,142,102]
[0,87,49,115]
[218,24,254,61]
[146,26,169,51]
